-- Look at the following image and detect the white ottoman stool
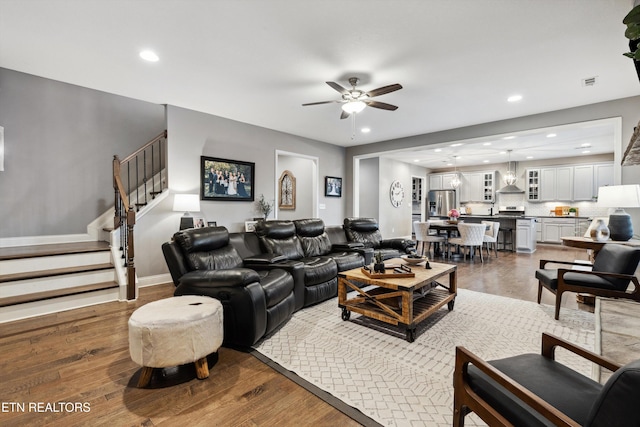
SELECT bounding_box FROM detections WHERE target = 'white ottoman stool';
[128,295,223,387]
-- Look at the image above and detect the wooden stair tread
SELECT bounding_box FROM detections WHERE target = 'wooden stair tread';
[0,263,114,283]
[0,241,110,261]
[0,281,118,307]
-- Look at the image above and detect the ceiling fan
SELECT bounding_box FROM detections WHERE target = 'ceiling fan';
[302,77,402,119]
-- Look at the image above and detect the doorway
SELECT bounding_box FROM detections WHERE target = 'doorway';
[275,150,318,220]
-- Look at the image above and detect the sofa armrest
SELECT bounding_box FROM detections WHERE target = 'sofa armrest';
[243,253,287,264]
[179,268,261,288]
[243,259,305,311]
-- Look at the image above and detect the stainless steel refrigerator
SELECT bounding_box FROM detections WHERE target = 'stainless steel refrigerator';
[427,190,456,218]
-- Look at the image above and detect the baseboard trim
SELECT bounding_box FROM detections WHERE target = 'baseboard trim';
[138,273,172,288]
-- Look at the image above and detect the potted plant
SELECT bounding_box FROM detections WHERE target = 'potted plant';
[623,4,640,82]
[256,194,273,219]
[373,251,385,273]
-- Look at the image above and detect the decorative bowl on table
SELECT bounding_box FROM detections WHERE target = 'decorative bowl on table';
[401,254,427,265]
[446,220,459,224]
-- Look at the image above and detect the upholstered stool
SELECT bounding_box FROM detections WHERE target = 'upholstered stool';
[128,295,223,387]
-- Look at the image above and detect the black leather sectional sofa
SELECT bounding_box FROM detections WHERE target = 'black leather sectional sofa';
[162,217,415,348]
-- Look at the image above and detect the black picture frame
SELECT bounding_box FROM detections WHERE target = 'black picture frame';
[325,176,342,197]
[201,156,255,201]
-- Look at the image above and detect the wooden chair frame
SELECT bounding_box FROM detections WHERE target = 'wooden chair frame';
[537,259,640,320]
[453,333,621,427]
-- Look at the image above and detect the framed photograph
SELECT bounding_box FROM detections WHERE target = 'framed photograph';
[245,220,258,232]
[193,216,207,228]
[325,176,342,197]
[201,156,255,201]
[207,221,217,227]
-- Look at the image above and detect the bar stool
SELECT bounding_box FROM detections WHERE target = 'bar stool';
[498,227,513,251]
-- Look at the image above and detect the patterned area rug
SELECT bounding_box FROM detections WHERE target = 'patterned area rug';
[254,289,596,427]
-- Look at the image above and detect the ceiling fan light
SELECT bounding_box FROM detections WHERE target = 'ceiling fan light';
[342,101,366,114]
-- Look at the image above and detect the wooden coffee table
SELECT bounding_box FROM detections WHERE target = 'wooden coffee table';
[338,259,457,342]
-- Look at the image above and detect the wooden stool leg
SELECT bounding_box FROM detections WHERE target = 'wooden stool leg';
[195,357,210,380]
[137,367,154,388]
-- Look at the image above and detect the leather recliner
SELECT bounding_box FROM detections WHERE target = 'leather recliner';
[293,218,371,271]
[162,226,296,348]
[343,217,416,261]
[254,220,338,307]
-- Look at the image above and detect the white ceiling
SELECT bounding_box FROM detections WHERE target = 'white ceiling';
[1,0,638,151]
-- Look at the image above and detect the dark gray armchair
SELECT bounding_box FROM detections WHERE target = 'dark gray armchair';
[453,332,640,427]
[536,244,640,320]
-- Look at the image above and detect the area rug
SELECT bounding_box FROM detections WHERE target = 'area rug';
[253,289,596,427]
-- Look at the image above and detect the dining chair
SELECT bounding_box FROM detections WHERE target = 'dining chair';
[448,223,486,262]
[481,220,500,258]
[413,221,446,257]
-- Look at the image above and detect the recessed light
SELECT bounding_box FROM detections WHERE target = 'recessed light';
[413,159,420,162]
[139,50,159,62]
[503,136,516,140]
[434,148,442,152]
[483,142,492,146]
[483,160,489,163]
[361,128,371,133]
[546,133,557,138]
[507,94,523,103]
[526,156,534,159]
[451,143,463,147]
[581,143,591,147]
[447,163,453,166]
[582,150,591,154]
[499,151,507,154]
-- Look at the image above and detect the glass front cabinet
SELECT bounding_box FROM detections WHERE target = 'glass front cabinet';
[527,169,540,201]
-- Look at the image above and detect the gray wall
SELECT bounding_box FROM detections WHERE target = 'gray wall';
[358,157,379,219]
[134,105,346,277]
[346,96,640,231]
[277,155,315,220]
[0,68,165,238]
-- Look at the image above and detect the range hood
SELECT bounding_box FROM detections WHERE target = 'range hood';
[496,184,525,194]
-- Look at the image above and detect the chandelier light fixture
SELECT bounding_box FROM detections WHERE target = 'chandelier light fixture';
[450,156,461,189]
[504,150,517,185]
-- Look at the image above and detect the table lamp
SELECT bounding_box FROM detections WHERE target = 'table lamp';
[597,185,640,241]
[173,194,201,230]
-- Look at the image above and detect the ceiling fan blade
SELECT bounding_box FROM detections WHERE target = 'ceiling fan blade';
[366,83,403,98]
[365,100,398,111]
[340,110,351,120]
[302,100,341,106]
[326,81,350,95]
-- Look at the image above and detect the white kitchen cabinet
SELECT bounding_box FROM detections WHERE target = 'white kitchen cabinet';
[541,218,577,243]
[516,218,537,253]
[573,165,594,201]
[540,168,557,201]
[482,172,495,202]
[535,219,542,242]
[527,169,540,201]
[429,173,458,190]
[460,172,482,202]
[540,166,572,201]
[594,163,614,194]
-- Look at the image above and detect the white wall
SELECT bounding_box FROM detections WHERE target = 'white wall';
[378,158,414,238]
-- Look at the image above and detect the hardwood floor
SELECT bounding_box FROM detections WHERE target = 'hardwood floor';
[0,244,594,426]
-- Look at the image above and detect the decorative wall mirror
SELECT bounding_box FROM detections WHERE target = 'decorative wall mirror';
[278,170,296,210]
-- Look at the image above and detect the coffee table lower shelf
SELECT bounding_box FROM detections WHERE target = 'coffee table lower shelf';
[339,284,455,342]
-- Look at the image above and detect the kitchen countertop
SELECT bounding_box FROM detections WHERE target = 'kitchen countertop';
[459,214,590,219]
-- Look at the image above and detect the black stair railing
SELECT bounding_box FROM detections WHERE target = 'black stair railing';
[112,130,167,300]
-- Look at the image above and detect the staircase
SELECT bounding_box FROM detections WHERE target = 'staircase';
[0,241,118,322]
[0,131,168,323]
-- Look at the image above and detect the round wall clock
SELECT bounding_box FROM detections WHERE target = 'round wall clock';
[389,180,405,208]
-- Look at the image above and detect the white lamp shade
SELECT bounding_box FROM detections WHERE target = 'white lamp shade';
[173,194,201,213]
[341,101,366,114]
[597,185,640,208]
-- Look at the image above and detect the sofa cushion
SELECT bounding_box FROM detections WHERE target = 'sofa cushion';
[536,269,624,292]
[173,227,244,270]
[328,251,365,271]
[343,217,383,249]
[255,220,305,260]
[295,218,333,257]
[301,256,338,286]
[586,359,640,426]
[256,268,294,308]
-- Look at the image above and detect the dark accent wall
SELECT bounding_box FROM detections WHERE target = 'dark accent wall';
[0,68,165,238]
